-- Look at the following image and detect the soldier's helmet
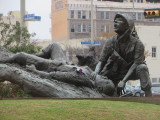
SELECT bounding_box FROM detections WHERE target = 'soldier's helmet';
[114,13,138,38]
[114,13,134,31]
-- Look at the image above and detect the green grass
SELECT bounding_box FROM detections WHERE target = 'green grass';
[0,100,160,120]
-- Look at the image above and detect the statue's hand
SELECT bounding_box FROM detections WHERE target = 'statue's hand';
[26,64,36,72]
[90,72,97,81]
[117,81,126,96]
[118,81,125,88]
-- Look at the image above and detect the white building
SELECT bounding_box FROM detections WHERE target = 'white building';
[136,26,160,83]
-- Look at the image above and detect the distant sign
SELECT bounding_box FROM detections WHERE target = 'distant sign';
[81,41,101,46]
[24,14,41,21]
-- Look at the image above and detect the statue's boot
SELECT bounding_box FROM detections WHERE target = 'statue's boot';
[136,64,152,97]
[144,89,152,97]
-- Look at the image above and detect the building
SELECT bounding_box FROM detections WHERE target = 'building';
[0,11,28,27]
[51,0,160,41]
[136,26,160,83]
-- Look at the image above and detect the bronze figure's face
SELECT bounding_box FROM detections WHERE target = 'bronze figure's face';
[114,17,128,35]
[95,75,115,96]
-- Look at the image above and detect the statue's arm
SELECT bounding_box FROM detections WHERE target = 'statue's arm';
[26,65,51,78]
[92,39,113,80]
[94,61,105,74]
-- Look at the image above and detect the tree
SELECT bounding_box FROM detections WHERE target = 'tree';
[0,11,41,54]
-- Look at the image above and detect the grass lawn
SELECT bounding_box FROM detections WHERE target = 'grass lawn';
[0,100,160,120]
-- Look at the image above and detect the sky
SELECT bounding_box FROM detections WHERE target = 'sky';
[0,0,51,40]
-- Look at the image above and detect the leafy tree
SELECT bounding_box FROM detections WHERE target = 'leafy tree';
[0,11,41,54]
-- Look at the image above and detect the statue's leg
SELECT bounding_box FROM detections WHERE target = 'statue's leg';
[37,43,66,61]
[0,52,27,65]
[50,71,94,88]
[136,64,152,97]
[0,64,103,98]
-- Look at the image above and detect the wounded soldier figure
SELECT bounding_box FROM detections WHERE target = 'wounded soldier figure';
[0,43,115,97]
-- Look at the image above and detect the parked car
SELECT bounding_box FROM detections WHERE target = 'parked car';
[124,85,132,93]
[132,83,160,97]
[132,85,145,97]
[123,85,144,97]
[151,83,160,97]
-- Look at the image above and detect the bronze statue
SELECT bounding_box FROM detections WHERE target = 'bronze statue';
[0,14,152,97]
[92,14,152,97]
[0,43,115,97]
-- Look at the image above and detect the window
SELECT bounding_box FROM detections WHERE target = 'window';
[55,1,63,9]
[105,12,109,19]
[100,25,108,32]
[101,12,105,19]
[101,25,105,32]
[82,11,86,19]
[82,24,87,32]
[152,78,157,83]
[70,10,74,19]
[70,24,75,32]
[77,24,87,33]
[101,11,109,19]
[78,11,82,19]
[132,13,136,20]
[152,47,157,58]
[88,25,91,32]
[138,13,142,20]
[78,24,81,32]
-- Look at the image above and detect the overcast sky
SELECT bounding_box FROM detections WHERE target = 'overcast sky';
[0,0,51,40]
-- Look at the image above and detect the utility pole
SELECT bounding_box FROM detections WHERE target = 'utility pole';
[20,0,25,28]
[91,0,94,45]
[132,0,135,19]
[20,0,25,44]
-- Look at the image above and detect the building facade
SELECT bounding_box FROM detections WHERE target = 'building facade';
[51,0,160,41]
[136,26,160,83]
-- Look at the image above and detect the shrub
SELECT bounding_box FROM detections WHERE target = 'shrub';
[0,83,31,98]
